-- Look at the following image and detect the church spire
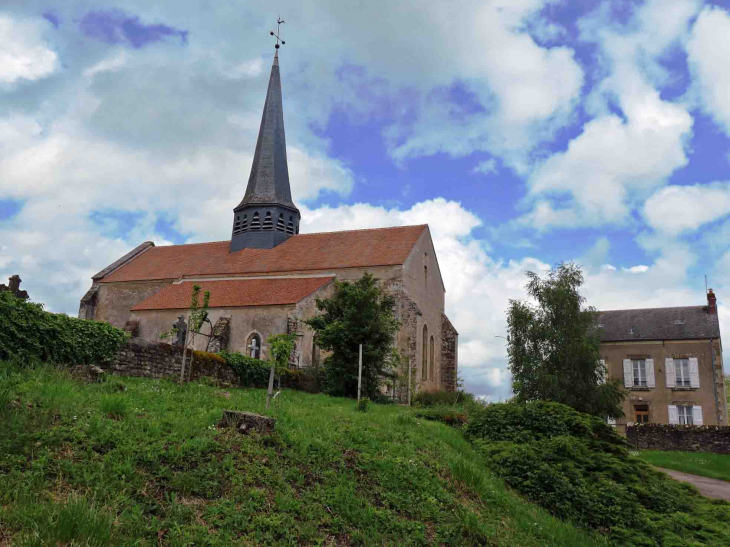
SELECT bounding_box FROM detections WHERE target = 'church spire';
[230,20,300,253]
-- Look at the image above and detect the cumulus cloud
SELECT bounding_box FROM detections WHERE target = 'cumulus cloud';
[686,5,730,137]
[0,15,59,86]
[643,182,730,236]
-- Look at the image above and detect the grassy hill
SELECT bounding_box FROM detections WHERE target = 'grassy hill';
[0,362,606,547]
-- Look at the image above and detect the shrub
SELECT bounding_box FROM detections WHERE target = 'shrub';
[356,397,370,412]
[220,351,301,389]
[414,406,468,427]
[466,401,730,545]
[413,389,474,407]
[0,291,127,365]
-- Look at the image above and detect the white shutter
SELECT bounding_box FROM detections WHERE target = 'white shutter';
[623,359,633,388]
[646,359,655,388]
[693,406,703,426]
[668,405,679,425]
[599,359,606,384]
[665,358,676,388]
[689,357,700,388]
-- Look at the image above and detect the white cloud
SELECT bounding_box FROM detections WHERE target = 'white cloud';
[643,182,730,236]
[622,265,649,274]
[686,6,730,137]
[472,159,498,176]
[0,16,59,86]
[515,0,698,230]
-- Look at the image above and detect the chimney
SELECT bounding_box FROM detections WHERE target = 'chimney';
[707,288,717,315]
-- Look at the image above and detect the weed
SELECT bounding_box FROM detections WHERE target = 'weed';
[99,394,129,420]
[17,497,114,547]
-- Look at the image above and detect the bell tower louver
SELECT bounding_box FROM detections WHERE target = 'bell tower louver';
[230,44,300,252]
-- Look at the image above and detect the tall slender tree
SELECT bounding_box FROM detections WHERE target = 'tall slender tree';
[507,262,626,418]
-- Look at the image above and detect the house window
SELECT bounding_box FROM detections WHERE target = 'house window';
[633,359,647,387]
[635,405,649,424]
[677,405,693,425]
[675,358,691,386]
[422,325,428,380]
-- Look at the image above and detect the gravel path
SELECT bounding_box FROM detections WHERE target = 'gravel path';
[656,467,730,501]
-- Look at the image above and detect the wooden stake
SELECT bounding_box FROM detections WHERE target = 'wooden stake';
[407,361,412,406]
[266,363,275,411]
[357,344,363,403]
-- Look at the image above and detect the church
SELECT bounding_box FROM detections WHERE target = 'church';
[78,47,458,393]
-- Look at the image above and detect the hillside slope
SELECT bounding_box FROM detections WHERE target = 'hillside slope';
[0,363,607,547]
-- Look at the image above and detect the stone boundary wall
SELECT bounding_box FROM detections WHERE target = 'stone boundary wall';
[100,338,238,385]
[627,423,730,454]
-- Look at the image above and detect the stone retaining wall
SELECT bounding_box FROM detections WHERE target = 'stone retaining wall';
[627,423,730,454]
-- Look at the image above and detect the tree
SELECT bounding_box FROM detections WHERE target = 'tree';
[507,262,626,418]
[265,333,296,410]
[160,284,210,382]
[305,273,400,399]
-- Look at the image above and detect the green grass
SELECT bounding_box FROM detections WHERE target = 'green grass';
[637,450,730,482]
[0,362,607,547]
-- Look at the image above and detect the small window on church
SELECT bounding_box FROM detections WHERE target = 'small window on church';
[263,211,273,230]
[295,224,299,235]
[233,216,242,235]
[251,212,261,230]
[241,214,248,231]
[277,213,286,232]
[286,218,294,235]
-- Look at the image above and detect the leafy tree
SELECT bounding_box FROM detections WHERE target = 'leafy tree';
[305,273,400,398]
[265,333,296,409]
[160,284,210,382]
[507,262,626,418]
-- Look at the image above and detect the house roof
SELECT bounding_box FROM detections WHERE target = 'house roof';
[598,306,720,342]
[131,276,334,311]
[101,225,426,283]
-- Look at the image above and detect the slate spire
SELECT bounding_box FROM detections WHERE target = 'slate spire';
[230,48,301,252]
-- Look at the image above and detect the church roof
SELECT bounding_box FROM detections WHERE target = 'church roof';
[131,276,334,310]
[236,51,297,212]
[99,225,427,283]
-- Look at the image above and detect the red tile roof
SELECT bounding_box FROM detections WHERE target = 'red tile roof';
[131,277,334,311]
[102,225,426,283]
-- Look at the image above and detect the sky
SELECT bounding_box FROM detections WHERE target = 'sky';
[2,0,730,400]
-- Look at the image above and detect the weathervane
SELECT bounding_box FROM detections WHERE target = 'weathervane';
[270,17,285,49]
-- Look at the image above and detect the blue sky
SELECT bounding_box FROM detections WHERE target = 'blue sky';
[2,0,730,398]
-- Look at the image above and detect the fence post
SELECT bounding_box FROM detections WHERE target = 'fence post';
[357,344,363,403]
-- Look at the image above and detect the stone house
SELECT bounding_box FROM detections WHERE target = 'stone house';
[78,49,458,394]
[599,289,727,432]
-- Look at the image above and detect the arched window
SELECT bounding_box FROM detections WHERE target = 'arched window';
[422,325,428,380]
[241,214,248,231]
[263,211,273,230]
[295,224,299,235]
[251,212,261,230]
[277,213,286,232]
[233,215,242,235]
[286,216,294,235]
[429,336,435,381]
[246,333,262,359]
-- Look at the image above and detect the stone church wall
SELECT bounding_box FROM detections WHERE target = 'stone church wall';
[441,313,458,391]
[94,280,172,328]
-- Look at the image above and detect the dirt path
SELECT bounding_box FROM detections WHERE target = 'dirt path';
[656,467,730,501]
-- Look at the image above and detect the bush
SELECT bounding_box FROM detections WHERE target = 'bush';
[220,351,301,389]
[356,397,369,412]
[466,401,730,545]
[413,389,474,407]
[0,291,127,365]
[414,406,468,427]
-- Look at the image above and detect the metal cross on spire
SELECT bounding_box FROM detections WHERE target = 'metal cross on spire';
[270,17,285,49]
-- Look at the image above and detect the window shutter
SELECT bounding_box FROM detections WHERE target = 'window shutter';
[665,358,676,388]
[599,359,606,384]
[646,359,655,388]
[623,359,633,388]
[668,405,679,425]
[689,357,700,388]
[692,406,703,426]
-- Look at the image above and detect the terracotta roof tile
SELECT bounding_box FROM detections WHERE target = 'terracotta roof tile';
[102,225,426,283]
[131,277,334,311]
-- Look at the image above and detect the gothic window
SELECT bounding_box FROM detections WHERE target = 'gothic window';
[246,333,262,359]
[424,253,428,288]
[241,214,248,231]
[251,212,261,230]
[277,213,286,232]
[422,325,428,380]
[429,336,435,381]
[233,215,242,235]
[263,211,273,230]
[286,216,294,235]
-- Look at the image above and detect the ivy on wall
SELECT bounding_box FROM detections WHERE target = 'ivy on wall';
[0,291,127,365]
[220,351,302,389]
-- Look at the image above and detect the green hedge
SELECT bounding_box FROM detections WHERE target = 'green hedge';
[220,351,301,389]
[465,401,730,545]
[0,291,127,365]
